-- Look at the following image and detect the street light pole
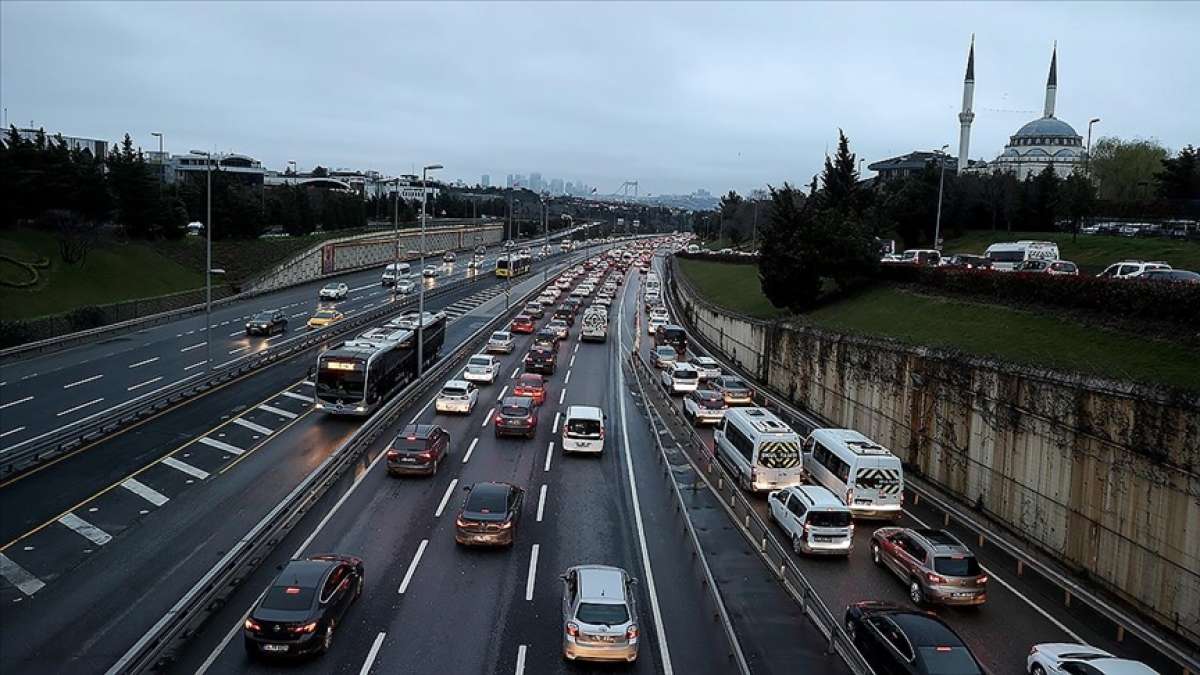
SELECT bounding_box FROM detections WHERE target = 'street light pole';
[1085,117,1101,178]
[417,164,442,377]
[392,177,400,303]
[151,132,164,189]
[934,144,949,252]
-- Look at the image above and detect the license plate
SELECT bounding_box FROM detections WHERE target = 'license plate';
[954,592,975,597]
[400,457,418,463]
[261,644,289,652]
[814,536,833,542]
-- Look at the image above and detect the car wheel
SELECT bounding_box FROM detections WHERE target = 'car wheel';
[792,533,803,554]
[909,579,924,605]
[320,621,335,654]
[871,543,881,566]
[845,618,858,644]
[738,473,751,492]
[1030,666,1046,675]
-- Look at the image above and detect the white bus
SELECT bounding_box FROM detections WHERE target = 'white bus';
[984,241,1060,272]
[803,428,903,520]
[714,408,805,493]
[381,262,411,287]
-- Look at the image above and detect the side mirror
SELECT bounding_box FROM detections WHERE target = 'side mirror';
[462,486,471,492]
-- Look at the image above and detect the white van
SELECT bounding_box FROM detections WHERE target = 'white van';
[580,309,608,342]
[562,405,606,454]
[984,241,1060,272]
[714,408,805,493]
[803,428,903,520]
[381,262,411,286]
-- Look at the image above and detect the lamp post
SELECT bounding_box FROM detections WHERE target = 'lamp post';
[541,192,550,281]
[150,132,164,188]
[417,164,442,377]
[391,177,401,303]
[1085,117,1101,178]
[190,149,216,369]
[934,144,949,252]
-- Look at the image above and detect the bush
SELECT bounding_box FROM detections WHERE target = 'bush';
[878,264,1200,328]
[66,305,107,332]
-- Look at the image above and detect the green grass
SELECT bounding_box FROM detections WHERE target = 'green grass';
[941,230,1200,274]
[805,286,1200,391]
[0,229,204,321]
[677,257,785,319]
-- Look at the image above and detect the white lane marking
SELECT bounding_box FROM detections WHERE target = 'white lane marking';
[558,388,566,405]
[544,442,554,472]
[291,312,307,318]
[482,407,495,428]
[497,385,509,401]
[615,285,674,673]
[462,438,478,464]
[536,485,547,522]
[184,360,208,371]
[198,436,245,456]
[258,404,297,419]
[435,479,459,517]
[398,539,429,594]
[564,370,571,385]
[408,397,435,425]
[515,645,527,675]
[127,376,163,391]
[232,417,274,435]
[511,367,519,379]
[0,396,34,410]
[525,544,540,601]
[350,283,375,292]
[58,512,112,546]
[573,343,579,354]
[121,478,169,507]
[228,330,243,337]
[20,372,37,380]
[162,456,209,480]
[360,632,386,675]
[0,553,45,596]
[569,354,576,367]
[56,397,104,417]
[902,509,1083,642]
[282,391,314,402]
[228,345,249,355]
[128,357,159,369]
[552,412,560,433]
[0,426,26,438]
[180,341,206,352]
[300,380,314,387]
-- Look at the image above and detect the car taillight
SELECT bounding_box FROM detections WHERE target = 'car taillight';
[495,414,503,423]
[455,516,468,528]
[566,622,579,637]
[926,572,946,584]
[244,618,261,631]
[846,488,854,504]
[626,624,640,639]
[386,449,398,459]
[978,575,988,584]
[290,621,319,634]
[418,450,434,460]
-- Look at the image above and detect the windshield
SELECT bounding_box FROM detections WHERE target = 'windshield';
[465,489,508,515]
[469,357,491,367]
[934,556,982,577]
[490,333,509,341]
[317,361,365,400]
[442,386,467,397]
[251,312,273,322]
[987,250,1025,262]
[576,602,629,625]
[322,284,339,291]
[657,347,676,358]
[674,369,698,380]
[315,310,337,319]
[501,404,530,417]
[916,647,982,675]
[723,378,747,390]
[808,510,852,528]
[260,585,315,611]
[566,418,602,437]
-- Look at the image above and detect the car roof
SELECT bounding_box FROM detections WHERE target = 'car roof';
[566,405,603,420]
[888,611,962,647]
[910,528,970,553]
[573,564,627,602]
[468,481,512,499]
[786,485,848,509]
[276,558,336,587]
[399,423,440,439]
[443,379,470,389]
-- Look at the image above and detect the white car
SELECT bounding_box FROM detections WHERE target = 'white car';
[766,486,853,556]
[1096,260,1172,279]
[548,319,570,340]
[423,265,440,278]
[691,356,722,380]
[1027,643,1157,675]
[537,293,557,306]
[319,282,349,300]
[435,380,478,414]
[660,363,700,395]
[486,331,515,354]
[395,278,416,294]
[647,317,667,336]
[649,307,669,322]
[462,354,500,383]
[682,388,727,425]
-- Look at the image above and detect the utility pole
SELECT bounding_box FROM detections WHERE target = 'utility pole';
[934,144,949,252]
[418,164,443,377]
[392,177,400,303]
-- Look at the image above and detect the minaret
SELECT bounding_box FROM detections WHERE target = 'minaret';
[1043,42,1058,118]
[957,35,975,175]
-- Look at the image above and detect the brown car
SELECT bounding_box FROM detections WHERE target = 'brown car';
[386,424,451,476]
[870,528,988,606]
[455,482,524,547]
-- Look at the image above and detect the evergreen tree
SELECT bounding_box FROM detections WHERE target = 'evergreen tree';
[1156,145,1199,200]
[1029,164,1062,230]
[818,129,861,214]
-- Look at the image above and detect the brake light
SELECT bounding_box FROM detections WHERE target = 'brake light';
[926,572,947,584]
[418,450,434,460]
[387,449,398,460]
[935,646,952,653]
[978,575,988,584]
[290,621,319,634]
[495,414,503,423]
[566,622,579,637]
[244,618,261,631]
[626,624,640,639]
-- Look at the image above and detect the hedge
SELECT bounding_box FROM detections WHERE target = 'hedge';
[879,264,1200,328]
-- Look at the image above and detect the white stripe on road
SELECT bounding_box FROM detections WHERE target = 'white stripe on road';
[121,478,169,507]
[180,341,206,352]
[570,354,576,367]
[258,404,297,419]
[558,388,566,405]
[228,330,243,337]
[511,367,519,379]
[198,436,245,456]
[515,645,527,675]
[537,485,547,522]
[497,385,508,401]
[232,417,274,435]
[435,479,459,517]
[359,632,386,675]
[291,312,307,318]
[462,438,478,464]
[552,412,560,434]
[228,345,249,355]
[0,426,26,438]
[0,396,33,410]
[0,553,45,596]
[525,544,540,601]
[300,380,314,387]
[62,374,103,389]
[184,360,208,371]
[162,456,210,479]
[127,376,163,391]
[482,407,495,428]
[128,357,160,369]
[58,512,112,546]
[564,370,571,384]
[349,283,375,292]
[397,539,429,594]
[281,391,314,402]
[56,398,104,417]
[544,442,554,472]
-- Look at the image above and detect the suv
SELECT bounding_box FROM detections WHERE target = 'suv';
[243,554,364,658]
[386,424,451,476]
[494,396,538,438]
[1096,260,1172,279]
[246,310,288,336]
[870,528,988,606]
[524,346,558,375]
[682,388,727,425]
[454,482,524,547]
[319,282,349,300]
[767,486,853,555]
[845,602,984,675]
[561,565,640,663]
[435,379,478,415]
[660,362,700,395]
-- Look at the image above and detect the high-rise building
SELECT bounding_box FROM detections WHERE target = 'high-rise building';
[529,172,542,192]
[506,174,515,188]
[550,178,564,195]
[565,181,575,195]
[482,174,491,187]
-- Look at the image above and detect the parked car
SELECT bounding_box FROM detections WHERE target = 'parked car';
[513,372,547,404]
[711,375,754,405]
[1097,260,1172,279]
[386,424,451,476]
[455,482,524,547]
[319,282,349,300]
[652,345,677,369]
[870,528,988,606]
[486,331,515,354]
[246,310,288,336]
[767,485,853,555]
[463,354,500,383]
[494,396,539,438]
[560,565,640,663]
[243,554,364,658]
[1140,269,1200,284]
[306,309,343,329]
[435,379,478,415]
[1027,643,1158,675]
[510,314,536,334]
[844,602,984,675]
[682,388,727,426]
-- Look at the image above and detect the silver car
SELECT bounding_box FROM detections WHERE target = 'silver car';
[486,331,515,354]
[561,565,639,663]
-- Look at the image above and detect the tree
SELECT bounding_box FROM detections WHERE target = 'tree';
[1028,164,1061,230]
[758,183,819,310]
[106,134,163,238]
[818,129,862,215]
[1060,171,1096,240]
[1089,136,1169,202]
[310,165,329,178]
[1156,145,1199,200]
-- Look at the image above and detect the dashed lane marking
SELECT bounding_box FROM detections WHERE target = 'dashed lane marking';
[180,342,206,353]
[525,544,540,601]
[397,539,429,594]
[57,512,112,546]
[435,479,459,517]
[198,436,245,456]
[128,357,160,369]
[482,408,495,428]
[161,457,210,480]
[537,485,547,522]
[360,632,386,675]
[0,553,44,596]
[127,377,163,391]
[258,404,297,419]
[57,373,101,389]
[544,442,554,472]
[120,478,169,507]
[0,396,34,410]
[232,417,274,435]
[281,391,313,402]
[1,427,26,438]
[462,438,478,464]
[552,412,560,434]
[57,398,104,417]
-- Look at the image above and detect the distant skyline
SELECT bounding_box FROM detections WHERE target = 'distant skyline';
[2,2,1196,196]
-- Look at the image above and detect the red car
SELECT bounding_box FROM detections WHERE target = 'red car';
[513,373,547,404]
[510,314,536,334]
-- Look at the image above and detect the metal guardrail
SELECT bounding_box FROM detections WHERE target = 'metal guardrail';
[105,250,570,675]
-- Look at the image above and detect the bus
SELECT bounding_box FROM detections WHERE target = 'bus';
[315,312,447,416]
[496,253,532,278]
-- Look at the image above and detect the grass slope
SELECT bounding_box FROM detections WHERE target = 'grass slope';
[941,231,1200,273]
[676,257,784,319]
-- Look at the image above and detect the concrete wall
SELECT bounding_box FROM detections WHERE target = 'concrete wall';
[668,258,1200,644]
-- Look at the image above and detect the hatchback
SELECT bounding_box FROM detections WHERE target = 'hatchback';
[845,601,984,675]
[435,380,478,415]
[870,528,988,606]
[246,310,288,336]
[243,554,364,658]
[386,424,451,476]
[561,565,640,663]
[510,315,536,334]
[455,482,524,547]
[494,397,538,438]
[513,373,547,404]
[524,346,558,375]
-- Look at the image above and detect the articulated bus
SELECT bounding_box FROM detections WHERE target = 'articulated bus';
[496,253,532,278]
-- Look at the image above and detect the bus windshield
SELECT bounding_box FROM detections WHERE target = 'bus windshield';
[317,361,366,401]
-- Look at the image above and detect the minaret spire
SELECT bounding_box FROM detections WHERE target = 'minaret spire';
[1044,42,1058,118]
[957,34,976,175]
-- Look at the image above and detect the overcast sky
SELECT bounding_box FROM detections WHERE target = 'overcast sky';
[2,1,1196,196]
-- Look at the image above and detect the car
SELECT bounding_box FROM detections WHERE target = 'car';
[648,307,669,322]
[463,354,500,383]
[435,379,478,414]
[467,258,482,270]
[395,278,417,294]
[844,602,984,675]
[652,345,677,369]
[319,282,349,300]
[1027,643,1158,675]
[691,356,723,380]
[423,265,440,278]
[524,346,558,375]
[660,362,700,395]
[561,565,640,663]
[386,424,451,475]
[1019,259,1079,276]
[548,318,570,340]
[1140,269,1200,284]
[510,314,536,334]
[494,396,538,438]
[767,485,853,555]
[486,330,515,354]
[243,554,364,658]
[454,481,525,546]
[475,245,487,255]
[870,528,988,606]
[682,388,727,425]
[443,251,456,263]
[1096,260,1172,279]
[307,309,344,329]
[246,310,288,336]
[513,372,547,404]
[553,306,577,325]
[711,375,753,405]
[533,329,560,350]
[523,301,545,319]
[647,316,667,336]
[537,293,558,306]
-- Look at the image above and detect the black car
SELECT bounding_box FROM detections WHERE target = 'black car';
[524,346,558,375]
[944,254,992,271]
[455,481,525,546]
[386,424,451,476]
[655,324,688,356]
[844,601,985,675]
[533,329,560,351]
[244,554,364,658]
[553,306,577,325]
[246,310,288,336]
